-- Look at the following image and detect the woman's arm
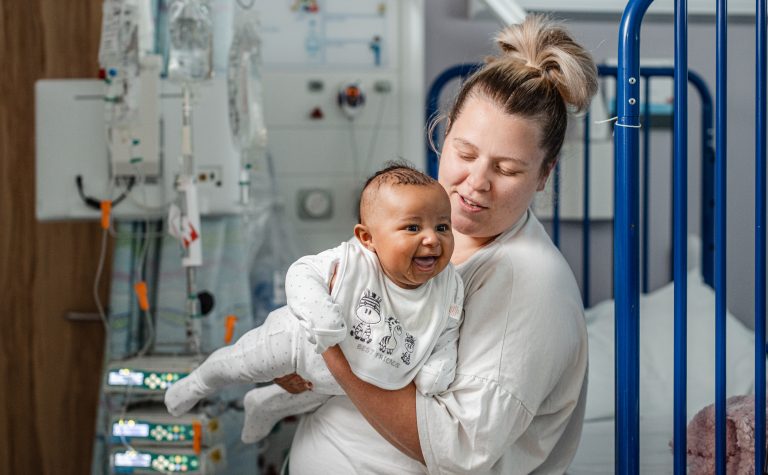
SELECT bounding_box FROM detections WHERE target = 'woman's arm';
[322,345,425,463]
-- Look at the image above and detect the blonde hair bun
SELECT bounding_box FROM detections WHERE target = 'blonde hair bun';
[494,15,597,112]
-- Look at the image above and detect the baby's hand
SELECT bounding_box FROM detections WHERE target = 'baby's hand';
[274,373,313,394]
[164,371,211,417]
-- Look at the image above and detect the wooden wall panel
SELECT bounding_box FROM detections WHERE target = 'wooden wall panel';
[1,1,111,474]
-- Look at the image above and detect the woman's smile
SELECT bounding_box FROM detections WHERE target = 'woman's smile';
[456,193,488,212]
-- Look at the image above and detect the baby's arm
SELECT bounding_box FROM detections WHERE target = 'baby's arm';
[285,244,346,354]
[414,272,465,396]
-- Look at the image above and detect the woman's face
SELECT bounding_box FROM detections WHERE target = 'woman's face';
[438,95,550,241]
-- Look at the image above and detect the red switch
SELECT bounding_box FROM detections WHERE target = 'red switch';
[310,107,324,119]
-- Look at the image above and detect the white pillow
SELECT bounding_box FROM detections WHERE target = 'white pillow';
[584,269,755,421]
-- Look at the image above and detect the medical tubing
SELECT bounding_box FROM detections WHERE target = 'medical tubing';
[715,0,728,471]
[128,148,172,213]
[582,111,591,307]
[94,228,111,336]
[614,1,654,473]
[132,163,156,357]
[76,175,135,210]
[94,177,117,473]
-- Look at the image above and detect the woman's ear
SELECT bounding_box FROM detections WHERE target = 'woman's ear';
[537,159,557,191]
[354,224,375,252]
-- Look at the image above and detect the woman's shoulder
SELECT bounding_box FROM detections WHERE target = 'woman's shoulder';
[469,214,576,288]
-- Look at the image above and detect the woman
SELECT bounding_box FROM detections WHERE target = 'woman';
[284,15,598,474]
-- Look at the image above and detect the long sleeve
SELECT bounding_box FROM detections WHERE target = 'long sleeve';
[285,243,348,354]
[415,216,588,474]
[414,272,464,396]
[417,376,535,473]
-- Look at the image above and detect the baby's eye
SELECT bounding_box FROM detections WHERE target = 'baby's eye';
[436,224,450,232]
[405,224,420,232]
[459,154,475,162]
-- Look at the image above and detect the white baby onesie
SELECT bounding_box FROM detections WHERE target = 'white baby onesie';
[288,241,464,392]
[165,240,463,443]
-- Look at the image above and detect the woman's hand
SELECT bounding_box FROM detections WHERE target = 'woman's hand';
[273,373,313,394]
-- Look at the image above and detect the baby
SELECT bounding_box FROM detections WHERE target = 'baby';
[164,163,464,443]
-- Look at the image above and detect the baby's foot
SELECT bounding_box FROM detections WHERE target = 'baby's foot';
[240,384,327,443]
[241,385,284,443]
[164,371,210,417]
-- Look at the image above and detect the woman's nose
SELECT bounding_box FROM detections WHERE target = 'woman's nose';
[466,162,491,192]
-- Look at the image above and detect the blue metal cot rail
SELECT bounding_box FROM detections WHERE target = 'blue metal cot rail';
[424,0,767,471]
[614,0,764,473]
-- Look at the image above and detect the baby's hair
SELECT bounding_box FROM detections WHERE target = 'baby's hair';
[358,161,438,224]
[431,15,598,175]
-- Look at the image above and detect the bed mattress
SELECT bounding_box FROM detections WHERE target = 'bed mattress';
[568,415,675,474]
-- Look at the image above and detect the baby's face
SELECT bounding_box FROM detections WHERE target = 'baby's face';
[360,183,454,289]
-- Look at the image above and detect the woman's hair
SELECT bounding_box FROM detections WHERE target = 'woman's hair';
[438,15,598,175]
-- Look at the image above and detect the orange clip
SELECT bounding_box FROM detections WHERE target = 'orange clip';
[193,421,202,454]
[133,281,149,311]
[100,200,112,230]
[224,315,238,344]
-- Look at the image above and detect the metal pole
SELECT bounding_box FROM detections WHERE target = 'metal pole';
[755,0,767,471]
[714,0,728,472]
[614,2,654,473]
[673,0,690,471]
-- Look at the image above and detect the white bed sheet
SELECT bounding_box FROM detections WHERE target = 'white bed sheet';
[568,415,674,474]
[570,238,757,473]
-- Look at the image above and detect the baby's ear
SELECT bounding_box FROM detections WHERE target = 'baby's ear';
[354,224,375,252]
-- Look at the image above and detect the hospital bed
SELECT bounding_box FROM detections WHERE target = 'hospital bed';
[426,2,765,471]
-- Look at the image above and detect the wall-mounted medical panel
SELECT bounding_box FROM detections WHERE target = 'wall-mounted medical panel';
[252,0,425,256]
[35,78,243,220]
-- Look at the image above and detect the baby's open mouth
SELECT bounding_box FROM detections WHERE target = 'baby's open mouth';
[413,256,438,271]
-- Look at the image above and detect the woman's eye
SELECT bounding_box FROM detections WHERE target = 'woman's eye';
[458,153,475,161]
[405,224,420,232]
[498,167,519,176]
[436,224,450,232]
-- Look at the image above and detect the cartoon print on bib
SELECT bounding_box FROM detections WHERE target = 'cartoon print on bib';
[378,315,402,355]
[401,333,415,365]
[351,289,382,344]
